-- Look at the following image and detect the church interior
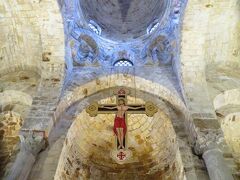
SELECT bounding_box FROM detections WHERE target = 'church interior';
[0,0,240,179]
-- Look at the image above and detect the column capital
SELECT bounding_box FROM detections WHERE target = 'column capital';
[19,130,47,156]
[193,129,224,155]
[6,130,48,180]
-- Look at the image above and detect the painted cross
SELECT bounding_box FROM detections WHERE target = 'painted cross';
[117,151,126,161]
[86,88,158,162]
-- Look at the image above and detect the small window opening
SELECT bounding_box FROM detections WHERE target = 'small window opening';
[113,59,133,67]
[147,22,160,34]
[88,20,101,35]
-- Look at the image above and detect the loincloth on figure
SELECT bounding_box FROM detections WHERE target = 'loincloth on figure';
[113,116,127,136]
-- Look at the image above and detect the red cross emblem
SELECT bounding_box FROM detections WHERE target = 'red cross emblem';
[117,151,126,160]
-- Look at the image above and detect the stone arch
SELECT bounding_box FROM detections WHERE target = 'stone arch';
[213,89,240,112]
[47,86,195,180]
[32,74,200,180]
[0,90,33,113]
[213,89,240,167]
[53,74,194,153]
[0,70,41,118]
[55,87,187,136]
[213,88,240,120]
[0,64,41,78]
[52,82,191,149]
[56,74,188,121]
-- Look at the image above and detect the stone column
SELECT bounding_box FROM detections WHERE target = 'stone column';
[194,130,234,180]
[6,131,46,180]
[203,147,234,180]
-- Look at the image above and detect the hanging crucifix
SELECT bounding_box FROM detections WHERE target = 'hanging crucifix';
[86,88,158,162]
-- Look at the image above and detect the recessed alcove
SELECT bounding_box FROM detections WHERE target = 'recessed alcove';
[55,96,185,179]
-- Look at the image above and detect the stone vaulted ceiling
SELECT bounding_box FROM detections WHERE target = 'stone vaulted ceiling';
[79,0,170,41]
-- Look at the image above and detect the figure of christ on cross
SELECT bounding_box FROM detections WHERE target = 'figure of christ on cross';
[100,98,144,150]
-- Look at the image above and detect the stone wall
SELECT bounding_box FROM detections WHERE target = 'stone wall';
[0,112,22,177]
[180,0,215,118]
[179,0,240,118]
[0,0,66,137]
[0,0,41,73]
[204,1,240,66]
[0,0,65,78]
[214,89,240,111]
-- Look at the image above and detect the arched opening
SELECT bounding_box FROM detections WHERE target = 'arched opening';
[53,89,188,179]
[28,71,200,179]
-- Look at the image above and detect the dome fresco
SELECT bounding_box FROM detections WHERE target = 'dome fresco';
[79,0,170,41]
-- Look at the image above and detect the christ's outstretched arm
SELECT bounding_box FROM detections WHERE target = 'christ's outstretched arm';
[128,105,144,110]
[99,105,117,110]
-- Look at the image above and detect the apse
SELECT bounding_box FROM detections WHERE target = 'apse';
[55,96,185,179]
[79,0,171,41]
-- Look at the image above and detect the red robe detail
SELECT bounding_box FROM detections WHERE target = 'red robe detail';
[113,116,127,136]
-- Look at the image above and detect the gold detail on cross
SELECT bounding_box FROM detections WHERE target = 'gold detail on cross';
[86,99,157,118]
[86,88,158,150]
